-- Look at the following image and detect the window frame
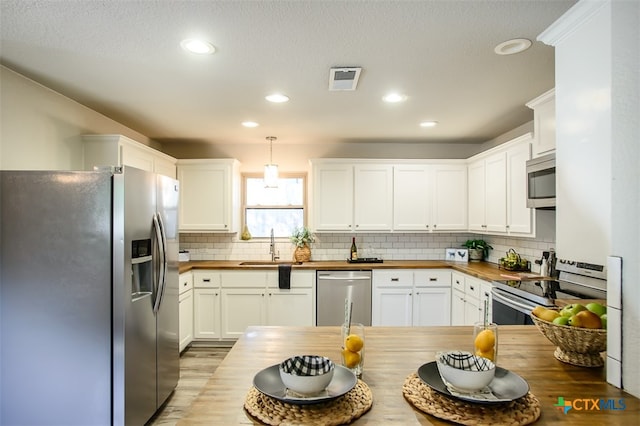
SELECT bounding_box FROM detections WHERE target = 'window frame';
[241,172,308,238]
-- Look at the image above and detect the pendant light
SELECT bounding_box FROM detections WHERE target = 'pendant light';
[264,136,279,188]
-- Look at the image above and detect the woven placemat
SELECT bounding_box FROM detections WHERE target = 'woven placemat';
[402,373,541,426]
[244,379,372,425]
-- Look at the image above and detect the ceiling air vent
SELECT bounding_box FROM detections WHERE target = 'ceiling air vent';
[329,67,362,91]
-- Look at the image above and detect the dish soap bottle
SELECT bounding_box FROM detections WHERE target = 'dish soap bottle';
[350,237,358,260]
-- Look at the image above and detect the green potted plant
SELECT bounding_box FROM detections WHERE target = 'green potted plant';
[463,239,493,262]
[290,226,315,262]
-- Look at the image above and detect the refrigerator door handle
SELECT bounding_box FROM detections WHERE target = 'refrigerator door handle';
[152,213,167,314]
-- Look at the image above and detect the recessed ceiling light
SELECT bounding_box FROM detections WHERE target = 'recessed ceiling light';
[180,38,216,55]
[382,93,407,103]
[241,121,259,128]
[494,38,532,55]
[265,93,290,103]
[420,121,438,128]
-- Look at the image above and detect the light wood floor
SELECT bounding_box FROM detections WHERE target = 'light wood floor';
[147,345,231,426]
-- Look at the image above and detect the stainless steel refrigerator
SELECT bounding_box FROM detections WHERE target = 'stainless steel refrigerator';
[0,166,179,425]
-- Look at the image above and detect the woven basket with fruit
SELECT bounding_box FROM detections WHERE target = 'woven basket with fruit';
[498,248,529,271]
[530,303,607,368]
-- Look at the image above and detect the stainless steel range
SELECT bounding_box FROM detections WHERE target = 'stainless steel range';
[491,259,607,325]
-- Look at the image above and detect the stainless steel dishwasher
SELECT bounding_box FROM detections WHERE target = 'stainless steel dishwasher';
[316,270,372,326]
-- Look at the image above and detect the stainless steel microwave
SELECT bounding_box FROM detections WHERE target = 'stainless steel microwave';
[526,152,555,209]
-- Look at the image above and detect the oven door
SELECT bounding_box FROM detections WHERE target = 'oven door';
[491,288,537,325]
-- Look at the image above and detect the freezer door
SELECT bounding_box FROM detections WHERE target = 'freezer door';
[155,174,180,407]
[0,171,112,425]
[123,167,158,425]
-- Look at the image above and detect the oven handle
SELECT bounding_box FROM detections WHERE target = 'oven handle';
[491,288,537,316]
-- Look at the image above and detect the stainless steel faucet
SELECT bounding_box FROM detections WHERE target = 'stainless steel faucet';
[269,228,279,262]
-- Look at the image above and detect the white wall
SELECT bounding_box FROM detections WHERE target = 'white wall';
[609,0,640,398]
[540,0,640,398]
[0,66,158,170]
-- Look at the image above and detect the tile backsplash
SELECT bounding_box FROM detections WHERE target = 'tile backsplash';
[180,227,556,275]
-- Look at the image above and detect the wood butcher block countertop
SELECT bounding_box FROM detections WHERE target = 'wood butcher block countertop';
[179,259,543,282]
[178,326,639,425]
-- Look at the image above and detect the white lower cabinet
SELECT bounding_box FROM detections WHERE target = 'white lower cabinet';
[221,288,265,338]
[451,290,466,326]
[194,288,222,339]
[413,287,452,326]
[372,269,451,326]
[220,270,315,339]
[372,287,413,326]
[451,272,492,325]
[178,272,194,352]
[193,271,222,340]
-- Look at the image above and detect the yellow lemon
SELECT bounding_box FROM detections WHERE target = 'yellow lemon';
[341,349,361,368]
[474,329,495,353]
[475,348,495,362]
[345,334,364,352]
[539,309,561,322]
[531,306,546,318]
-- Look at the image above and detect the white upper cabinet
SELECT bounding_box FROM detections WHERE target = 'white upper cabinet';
[393,164,467,231]
[526,89,556,158]
[431,165,467,231]
[312,163,354,231]
[467,159,487,232]
[467,134,533,236]
[393,165,431,231]
[177,159,241,233]
[484,152,507,233]
[354,164,393,231]
[506,137,533,235]
[469,151,507,233]
[82,134,177,178]
[312,161,392,232]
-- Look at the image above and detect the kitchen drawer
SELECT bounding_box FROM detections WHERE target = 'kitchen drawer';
[465,276,482,299]
[193,270,221,288]
[414,269,451,287]
[373,270,413,287]
[179,271,193,295]
[451,272,465,292]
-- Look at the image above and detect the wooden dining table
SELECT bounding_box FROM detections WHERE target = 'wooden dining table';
[178,325,639,425]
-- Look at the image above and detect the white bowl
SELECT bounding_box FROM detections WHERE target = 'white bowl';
[279,355,335,395]
[436,350,496,392]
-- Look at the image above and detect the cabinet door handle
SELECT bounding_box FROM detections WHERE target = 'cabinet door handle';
[203,278,211,282]
[391,278,399,282]
[433,224,437,229]
[429,277,437,281]
[469,285,475,291]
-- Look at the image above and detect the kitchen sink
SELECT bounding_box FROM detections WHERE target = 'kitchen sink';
[239,261,303,266]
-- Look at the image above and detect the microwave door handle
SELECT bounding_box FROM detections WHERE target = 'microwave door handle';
[152,213,166,314]
[491,289,536,315]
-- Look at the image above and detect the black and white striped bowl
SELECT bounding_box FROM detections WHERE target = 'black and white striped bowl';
[436,350,496,392]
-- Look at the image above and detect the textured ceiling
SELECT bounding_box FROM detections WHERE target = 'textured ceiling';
[0,0,576,146]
